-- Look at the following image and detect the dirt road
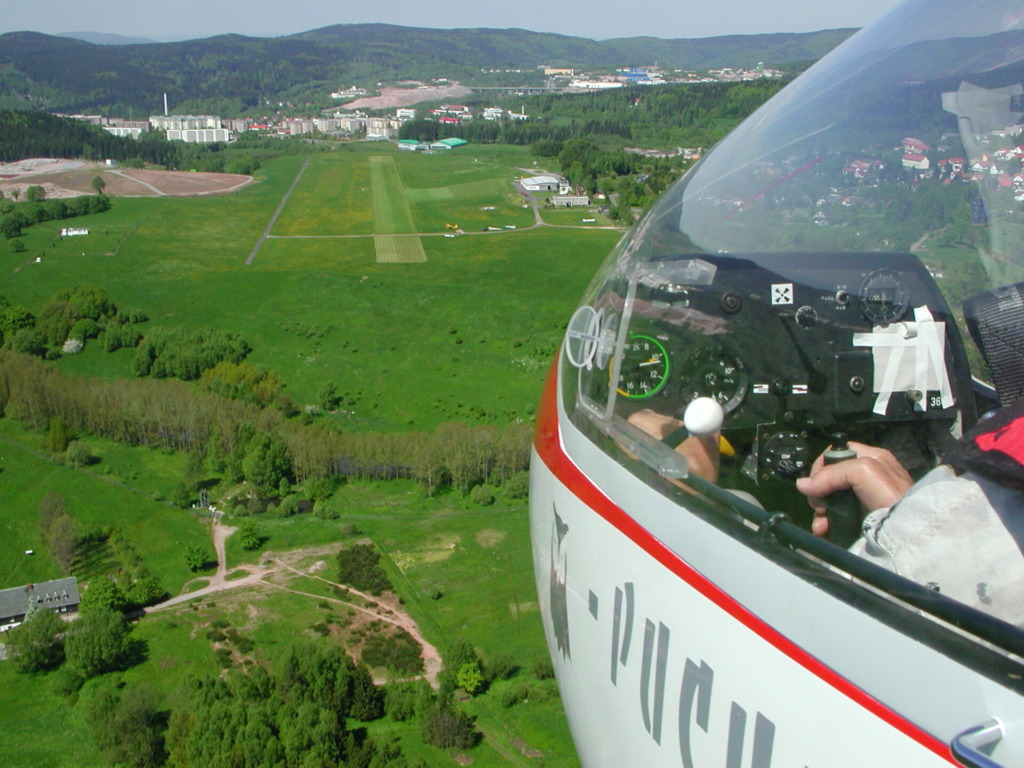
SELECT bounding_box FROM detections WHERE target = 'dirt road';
[145,515,441,687]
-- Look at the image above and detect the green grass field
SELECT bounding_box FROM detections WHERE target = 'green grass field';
[4,143,619,428]
[0,140,620,768]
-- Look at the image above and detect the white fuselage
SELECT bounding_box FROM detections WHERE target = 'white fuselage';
[530,365,1024,767]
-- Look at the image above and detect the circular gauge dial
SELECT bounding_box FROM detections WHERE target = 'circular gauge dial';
[614,333,670,399]
[859,268,909,324]
[678,346,748,414]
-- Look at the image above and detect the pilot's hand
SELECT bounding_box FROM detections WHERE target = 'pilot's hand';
[628,409,720,484]
[795,442,913,538]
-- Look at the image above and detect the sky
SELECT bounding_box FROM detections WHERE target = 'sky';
[0,0,905,42]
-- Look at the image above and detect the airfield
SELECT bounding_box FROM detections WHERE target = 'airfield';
[0,141,621,768]
[0,143,622,430]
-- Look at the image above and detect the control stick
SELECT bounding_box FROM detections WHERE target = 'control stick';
[823,432,863,547]
[683,397,724,436]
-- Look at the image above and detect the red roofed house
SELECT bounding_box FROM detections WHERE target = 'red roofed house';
[902,153,930,170]
[903,137,931,153]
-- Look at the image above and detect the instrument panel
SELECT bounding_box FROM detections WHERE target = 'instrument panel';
[579,252,977,519]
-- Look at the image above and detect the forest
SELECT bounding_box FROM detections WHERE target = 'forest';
[0,26,849,115]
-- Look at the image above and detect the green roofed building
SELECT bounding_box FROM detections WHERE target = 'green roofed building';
[431,138,468,149]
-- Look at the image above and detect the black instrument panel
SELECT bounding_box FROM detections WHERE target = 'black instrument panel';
[602,252,976,517]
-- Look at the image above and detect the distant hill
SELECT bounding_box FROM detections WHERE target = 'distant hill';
[0,24,856,115]
[57,31,158,45]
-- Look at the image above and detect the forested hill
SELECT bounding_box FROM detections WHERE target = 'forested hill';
[0,25,854,115]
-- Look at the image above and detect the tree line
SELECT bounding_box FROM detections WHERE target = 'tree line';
[0,348,532,495]
[1,191,111,239]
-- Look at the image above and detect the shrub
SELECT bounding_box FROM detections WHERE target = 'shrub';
[504,470,530,499]
[277,494,299,517]
[456,662,484,695]
[487,654,519,681]
[65,440,94,468]
[337,544,392,594]
[185,544,214,572]
[313,501,339,519]
[385,683,420,721]
[422,705,478,749]
[533,656,554,680]
[305,476,335,502]
[469,484,495,506]
[237,520,263,551]
[69,318,101,340]
[361,629,423,674]
[497,683,531,708]
[62,338,84,355]
[50,665,85,697]
[102,323,142,352]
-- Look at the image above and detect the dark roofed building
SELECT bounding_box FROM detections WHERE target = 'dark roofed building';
[0,577,80,631]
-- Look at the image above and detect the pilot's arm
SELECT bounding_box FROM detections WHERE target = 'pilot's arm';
[628,408,720,485]
[796,442,913,538]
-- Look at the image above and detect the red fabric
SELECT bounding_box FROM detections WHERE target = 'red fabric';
[975,415,1024,464]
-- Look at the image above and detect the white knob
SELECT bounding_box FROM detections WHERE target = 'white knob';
[683,397,723,436]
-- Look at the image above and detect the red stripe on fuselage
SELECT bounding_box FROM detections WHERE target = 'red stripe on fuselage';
[533,357,954,763]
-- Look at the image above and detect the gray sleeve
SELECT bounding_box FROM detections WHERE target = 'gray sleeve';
[849,466,1024,627]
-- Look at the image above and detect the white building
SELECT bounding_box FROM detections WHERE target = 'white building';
[151,115,221,131]
[284,119,316,135]
[396,108,417,121]
[551,195,591,207]
[569,80,624,90]
[166,128,233,144]
[330,86,369,100]
[103,125,145,139]
[336,115,367,133]
[521,175,562,192]
[366,117,400,139]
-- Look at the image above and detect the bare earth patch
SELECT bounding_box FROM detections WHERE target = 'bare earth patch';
[475,528,506,549]
[391,533,461,569]
[340,83,473,111]
[146,520,443,688]
[509,601,539,617]
[0,158,254,199]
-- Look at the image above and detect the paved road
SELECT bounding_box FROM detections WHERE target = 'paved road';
[246,157,311,264]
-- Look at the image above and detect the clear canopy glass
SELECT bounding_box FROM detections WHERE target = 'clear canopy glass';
[561,0,1024,628]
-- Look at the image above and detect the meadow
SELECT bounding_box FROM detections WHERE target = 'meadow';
[1,143,619,430]
[0,140,622,768]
